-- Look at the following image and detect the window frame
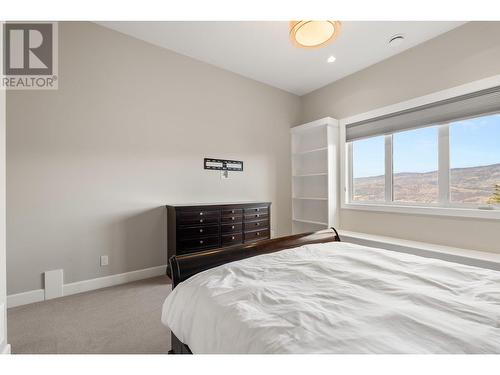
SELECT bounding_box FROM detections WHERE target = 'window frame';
[340,75,500,220]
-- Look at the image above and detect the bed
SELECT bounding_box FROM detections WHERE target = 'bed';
[161,228,500,354]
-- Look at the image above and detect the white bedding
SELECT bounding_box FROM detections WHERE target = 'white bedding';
[161,242,500,353]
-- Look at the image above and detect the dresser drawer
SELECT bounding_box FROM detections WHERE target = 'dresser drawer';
[244,206,268,215]
[178,224,219,238]
[244,213,269,222]
[222,208,243,216]
[178,208,220,217]
[244,230,270,242]
[243,219,268,232]
[220,215,243,224]
[177,211,220,226]
[178,235,219,251]
[221,223,242,234]
[222,233,243,246]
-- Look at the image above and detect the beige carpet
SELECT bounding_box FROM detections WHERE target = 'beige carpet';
[7,276,172,354]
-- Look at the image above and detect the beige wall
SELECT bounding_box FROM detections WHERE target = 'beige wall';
[6,22,301,294]
[301,22,500,253]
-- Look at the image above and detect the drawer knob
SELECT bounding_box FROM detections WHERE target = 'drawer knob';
[256,222,260,226]
[231,217,235,220]
[231,236,235,240]
[256,214,260,218]
[199,219,204,223]
[231,210,235,214]
[256,208,260,212]
[199,229,203,233]
[256,232,260,236]
[231,225,235,229]
[199,240,204,244]
[199,212,204,216]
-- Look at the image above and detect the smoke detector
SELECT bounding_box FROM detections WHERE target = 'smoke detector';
[389,34,405,47]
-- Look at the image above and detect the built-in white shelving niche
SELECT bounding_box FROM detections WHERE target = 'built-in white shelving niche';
[291,117,339,234]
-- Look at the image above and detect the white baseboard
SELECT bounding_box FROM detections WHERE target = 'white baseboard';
[63,265,167,296]
[7,264,167,308]
[1,344,11,354]
[7,289,45,308]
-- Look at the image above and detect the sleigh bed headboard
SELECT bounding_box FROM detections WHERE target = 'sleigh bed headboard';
[168,227,341,288]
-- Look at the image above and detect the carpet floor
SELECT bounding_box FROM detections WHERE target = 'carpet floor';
[7,276,172,354]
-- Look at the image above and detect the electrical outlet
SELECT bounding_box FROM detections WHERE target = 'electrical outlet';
[100,255,109,266]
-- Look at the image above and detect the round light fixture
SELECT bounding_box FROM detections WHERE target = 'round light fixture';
[327,55,336,63]
[289,21,341,49]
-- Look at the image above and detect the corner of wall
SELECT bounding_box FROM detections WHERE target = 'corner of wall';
[0,23,8,352]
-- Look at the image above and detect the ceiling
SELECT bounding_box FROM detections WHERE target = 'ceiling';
[97,21,465,96]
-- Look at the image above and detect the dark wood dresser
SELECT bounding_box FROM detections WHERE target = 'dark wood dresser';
[166,202,271,270]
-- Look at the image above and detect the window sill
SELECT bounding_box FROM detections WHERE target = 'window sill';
[342,202,500,220]
[338,230,500,271]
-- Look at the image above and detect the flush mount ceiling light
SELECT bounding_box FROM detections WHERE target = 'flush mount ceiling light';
[289,21,341,49]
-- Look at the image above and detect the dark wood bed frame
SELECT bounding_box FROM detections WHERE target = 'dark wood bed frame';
[167,227,341,354]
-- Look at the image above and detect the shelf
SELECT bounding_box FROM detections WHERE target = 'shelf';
[293,197,328,201]
[292,218,328,226]
[292,172,327,177]
[292,147,327,156]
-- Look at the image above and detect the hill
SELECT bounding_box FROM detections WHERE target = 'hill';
[353,163,500,204]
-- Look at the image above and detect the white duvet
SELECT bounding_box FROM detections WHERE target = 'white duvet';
[161,242,500,353]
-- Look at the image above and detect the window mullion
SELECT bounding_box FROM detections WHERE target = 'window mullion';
[438,124,450,206]
[384,135,393,203]
[347,142,353,203]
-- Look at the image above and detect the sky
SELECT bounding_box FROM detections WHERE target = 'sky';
[353,113,500,178]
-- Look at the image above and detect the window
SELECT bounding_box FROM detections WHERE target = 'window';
[352,136,385,202]
[345,83,500,216]
[450,114,500,206]
[393,127,439,204]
